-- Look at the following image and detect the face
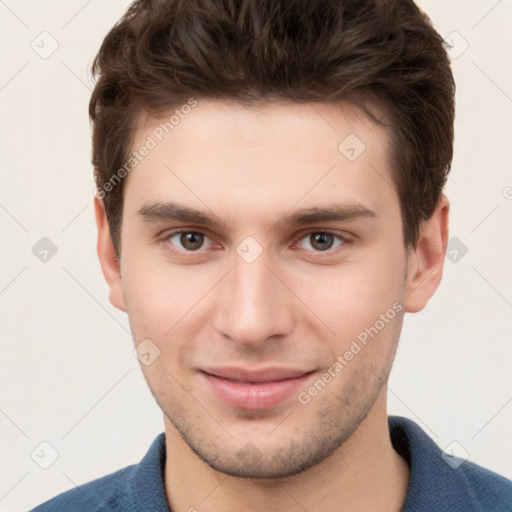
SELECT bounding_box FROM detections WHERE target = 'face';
[97,99,444,478]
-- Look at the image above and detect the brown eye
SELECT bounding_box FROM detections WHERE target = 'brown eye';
[169,231,207,251]
[298,232,344,252]
[310,233,334,251]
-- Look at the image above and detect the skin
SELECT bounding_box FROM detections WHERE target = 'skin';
[95,99,449,512]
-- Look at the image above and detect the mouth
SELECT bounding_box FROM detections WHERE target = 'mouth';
[199,366,316,411]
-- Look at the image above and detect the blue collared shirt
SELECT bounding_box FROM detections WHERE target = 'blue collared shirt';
[30,416,512,511]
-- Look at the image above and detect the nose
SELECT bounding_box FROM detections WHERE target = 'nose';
[212,250,295,348]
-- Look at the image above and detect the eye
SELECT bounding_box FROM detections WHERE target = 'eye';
[297,231,345,252]
[167,231,214,251]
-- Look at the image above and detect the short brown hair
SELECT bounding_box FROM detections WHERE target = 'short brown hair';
[89,0,455,255]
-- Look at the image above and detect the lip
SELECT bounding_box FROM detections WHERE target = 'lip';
[199,366,315,411]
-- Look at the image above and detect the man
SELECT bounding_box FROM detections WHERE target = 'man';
[31,0,512,510]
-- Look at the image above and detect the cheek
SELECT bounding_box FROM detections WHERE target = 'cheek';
[120,253,174,342]
[120,252,221,345]
[293,252,406,349]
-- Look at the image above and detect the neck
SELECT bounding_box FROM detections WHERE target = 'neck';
[163,395,409,512]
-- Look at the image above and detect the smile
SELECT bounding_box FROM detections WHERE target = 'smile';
[199,367,316,411]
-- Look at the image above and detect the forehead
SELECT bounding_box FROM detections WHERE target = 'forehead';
[124,99,397,226]
[134,98,387,154]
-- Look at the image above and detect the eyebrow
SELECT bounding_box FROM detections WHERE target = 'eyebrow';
[137,202,228,228]
[136,201,377,230]
[274,204,377,229]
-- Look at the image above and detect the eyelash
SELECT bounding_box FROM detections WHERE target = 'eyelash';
[161,229,351,256]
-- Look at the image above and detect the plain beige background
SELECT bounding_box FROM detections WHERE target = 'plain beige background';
[0,1,511,510]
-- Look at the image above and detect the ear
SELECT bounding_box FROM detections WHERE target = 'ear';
[94,196,127,312]
[404,194,450,313]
